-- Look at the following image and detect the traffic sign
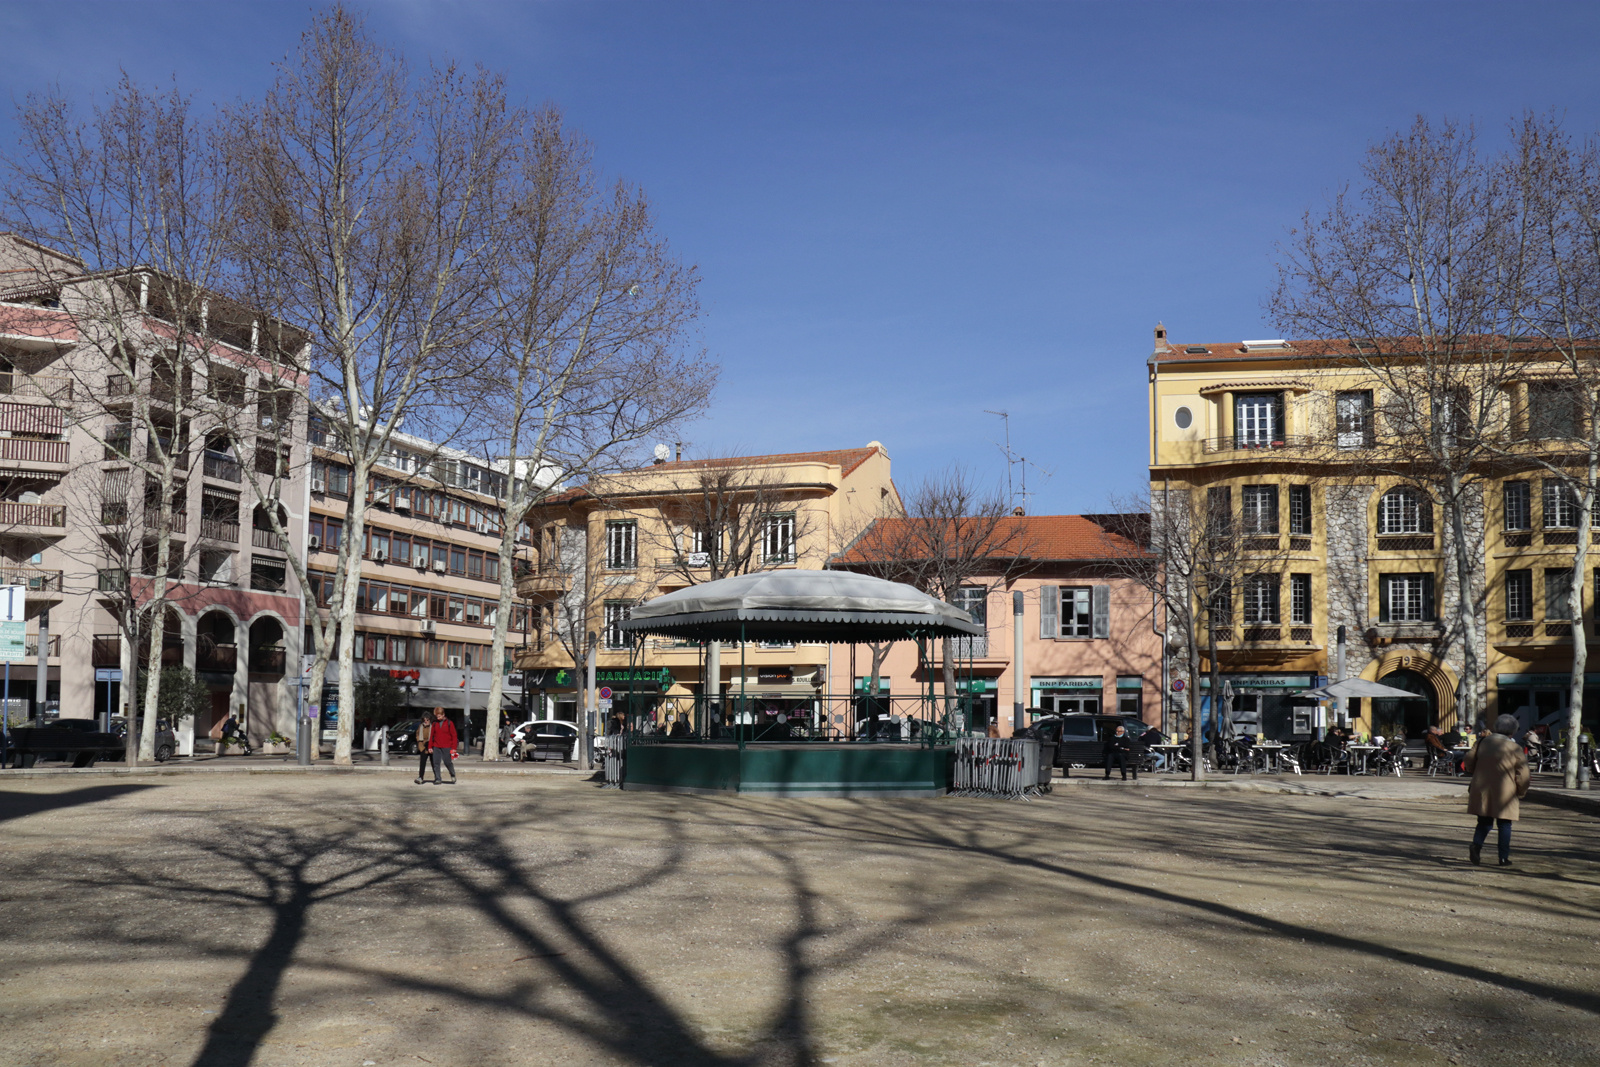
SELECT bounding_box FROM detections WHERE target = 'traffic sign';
[598,686,613,700]
[95,668,124,683]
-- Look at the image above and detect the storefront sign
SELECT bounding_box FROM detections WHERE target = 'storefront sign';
[1030,676,1102,690]
[758,667,793,685]
[524,668,577,689]
[595,667,673,689]
[1496,673,1600,687]
[1116,676,1144,691]
[1197,674,1314,690]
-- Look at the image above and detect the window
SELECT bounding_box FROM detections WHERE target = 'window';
[485,555,499,582]
[1546,567,1575,621]
[389,589,408,616]
[250,557,287,592]
[1287,485,1312,536]
[1240,486,1279,535]
[1377,487,1432,535]
[370,530,390,560]
[413,541,429,568]
[1379,573,1435,623]
[763,513,796,563]
[952,587,987,629]
[1543,480,1578,529]
[430,595,446,620]
[391,534,411,565]
[448,598,465,623]
[1528,382,1579,440]
[1242,574,1280,624]
[1434,386,1472,447]
[604,600,633,648]
[1234,393,1282,447]
[450,547,467,576]
[1290,573,1312,625]
[1206,486,1232,536]
[1335,390,1374,449]
[368,584,388,613]
[1505,570,1533,621]
[605,520,637,569]
[1504,481,1532,531]
[326,464,352,498]
[1060,587,1092,637]
[465,600,482,625]
[467,551,484,580]
[1207,579,1233,626]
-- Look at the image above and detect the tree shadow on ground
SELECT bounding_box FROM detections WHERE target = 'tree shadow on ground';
[759,795,1600,1018]
[0,783,159,825]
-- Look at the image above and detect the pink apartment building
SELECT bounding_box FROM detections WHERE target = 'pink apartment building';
[833,514,1162,736]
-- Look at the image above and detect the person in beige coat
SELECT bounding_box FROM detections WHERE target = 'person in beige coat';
[1464,713,1531,867]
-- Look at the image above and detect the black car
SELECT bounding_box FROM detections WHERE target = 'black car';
[513,720,580,762]
[1022,714,1152,769]
[387,720,425,755]
[107,715,180,762]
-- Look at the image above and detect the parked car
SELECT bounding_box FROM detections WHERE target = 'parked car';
[386,719,426,755]
[1020,714,1151,768]
[512,719,580,762]
[107,715,179,762]
[8,717,130,767]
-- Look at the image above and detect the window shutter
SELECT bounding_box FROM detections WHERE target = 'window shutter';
[1273,393,1285,439]
[1378,577,1390,623]
[1091,584,1111,639]
[1419,494,1434,534]
[1267,487,1280,533]
[1423,573,1436,621]
[1040,586,1058,640]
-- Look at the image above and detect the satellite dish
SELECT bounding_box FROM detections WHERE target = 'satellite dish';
[653,443,671,462]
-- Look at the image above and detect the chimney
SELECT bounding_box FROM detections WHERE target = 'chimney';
[1012,506,1025,517]
[674,441,682,461]
[1153,322,1168,355]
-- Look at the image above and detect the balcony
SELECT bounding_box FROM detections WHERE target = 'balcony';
[92,633,121,666]
[251,527,288,552]
[0,372,72,403]
[201,519,241,543]
[1201,435,1317,455]
[202,451,242,483]
[0,566,64,605]
[196,642,236,674]
[0,501,67,535]
[0,437,68,470]
[24,635,60,658]
[514,569,573,601]
[249,646,287,676]
[951,635,989,659]
[145,510,187,535]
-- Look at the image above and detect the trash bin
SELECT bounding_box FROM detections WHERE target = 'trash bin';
[1037,742,1056,786]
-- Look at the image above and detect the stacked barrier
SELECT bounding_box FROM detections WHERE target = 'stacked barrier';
[951,738,1046,799]
[597,733,627,788]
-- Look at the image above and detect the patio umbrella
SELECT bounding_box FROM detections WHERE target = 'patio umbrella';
[1293,678,1426,701]
[1220,678,1236,738]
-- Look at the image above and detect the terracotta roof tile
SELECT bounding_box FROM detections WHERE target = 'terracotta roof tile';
[1153,335,1600,364]
[834,514,1147,564]
[631,446,881,477]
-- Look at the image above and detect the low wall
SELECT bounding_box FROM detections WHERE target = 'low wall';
[622,743,950,798]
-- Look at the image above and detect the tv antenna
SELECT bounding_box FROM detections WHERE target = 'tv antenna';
[985,409,1052,513]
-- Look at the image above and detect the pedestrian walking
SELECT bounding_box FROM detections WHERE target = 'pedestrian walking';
[1103,724,1137,781]
[412,715,433,785]
[426,707,459,785]
[1464,713,1530,867]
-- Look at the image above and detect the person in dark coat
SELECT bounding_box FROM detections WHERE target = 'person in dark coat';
[1103,724,1137,781]
[1464,713,1531,866]
[1138,724,1167,771]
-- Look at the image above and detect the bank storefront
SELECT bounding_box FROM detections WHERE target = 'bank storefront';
[1494,672,1600,731]
[1198,673,1321,741]
[1031,676,1105,717]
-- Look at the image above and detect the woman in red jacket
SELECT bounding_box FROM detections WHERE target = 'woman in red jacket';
[427,707,459,785]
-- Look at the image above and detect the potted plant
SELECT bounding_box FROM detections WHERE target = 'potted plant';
[261,730,293,756]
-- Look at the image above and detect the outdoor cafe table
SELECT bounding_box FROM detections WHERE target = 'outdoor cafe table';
[1347,743,1380,775]
[1149,743,1187,771]
[1256,741,1290,773]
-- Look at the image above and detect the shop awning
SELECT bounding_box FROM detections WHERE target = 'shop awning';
[1294,678,1425,700]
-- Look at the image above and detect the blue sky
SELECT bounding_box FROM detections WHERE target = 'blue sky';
[5,1,1600,514]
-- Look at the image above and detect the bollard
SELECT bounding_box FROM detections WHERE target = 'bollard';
[1579,761,1591,790]
[380,725,389,767]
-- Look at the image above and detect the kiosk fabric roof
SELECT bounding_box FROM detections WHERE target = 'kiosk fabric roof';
[616,570,983,643]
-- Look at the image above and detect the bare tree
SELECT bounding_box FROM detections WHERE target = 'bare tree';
[1271,116,1542,731]
[2,78,246,762]
[833,469,1039,717]
[226,8,523,763]
[472,108,714,758]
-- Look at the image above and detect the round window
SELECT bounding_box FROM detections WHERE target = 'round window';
[1174,406,1193,429]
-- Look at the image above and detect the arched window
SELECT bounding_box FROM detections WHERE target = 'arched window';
[1377,487,1433,535]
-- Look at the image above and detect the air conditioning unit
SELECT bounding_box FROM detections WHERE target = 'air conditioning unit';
[422,620,437,635]
[446,655,462,669]
[433,559,447,573]
[308,535,321,550]
[373,551,387,564]
[414,557,428,570]
[394,498,410,511]
[311,477,327,493]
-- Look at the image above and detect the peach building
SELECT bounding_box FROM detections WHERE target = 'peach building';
[832,515,1163,736]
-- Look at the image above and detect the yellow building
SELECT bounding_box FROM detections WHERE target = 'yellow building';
[1148,326,1600,740]
[512,445,900,722]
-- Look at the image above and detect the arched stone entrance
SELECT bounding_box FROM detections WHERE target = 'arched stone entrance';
[1360,650,1459,733]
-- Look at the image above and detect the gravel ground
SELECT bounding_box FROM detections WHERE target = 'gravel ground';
[0,774,1595,1067]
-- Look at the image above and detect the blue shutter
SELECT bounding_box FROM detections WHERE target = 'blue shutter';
[1040,586,1058,640]
[1092,585,1111,639]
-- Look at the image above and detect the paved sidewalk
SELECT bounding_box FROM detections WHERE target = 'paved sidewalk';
[1061,770,1471,800]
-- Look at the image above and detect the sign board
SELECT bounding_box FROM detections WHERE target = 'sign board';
[599,699,613,711]
[95,668,124,683]
[0,585,23,623]
[598,686,614,700]
[0,621,25,662]
[757,667,793,685]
